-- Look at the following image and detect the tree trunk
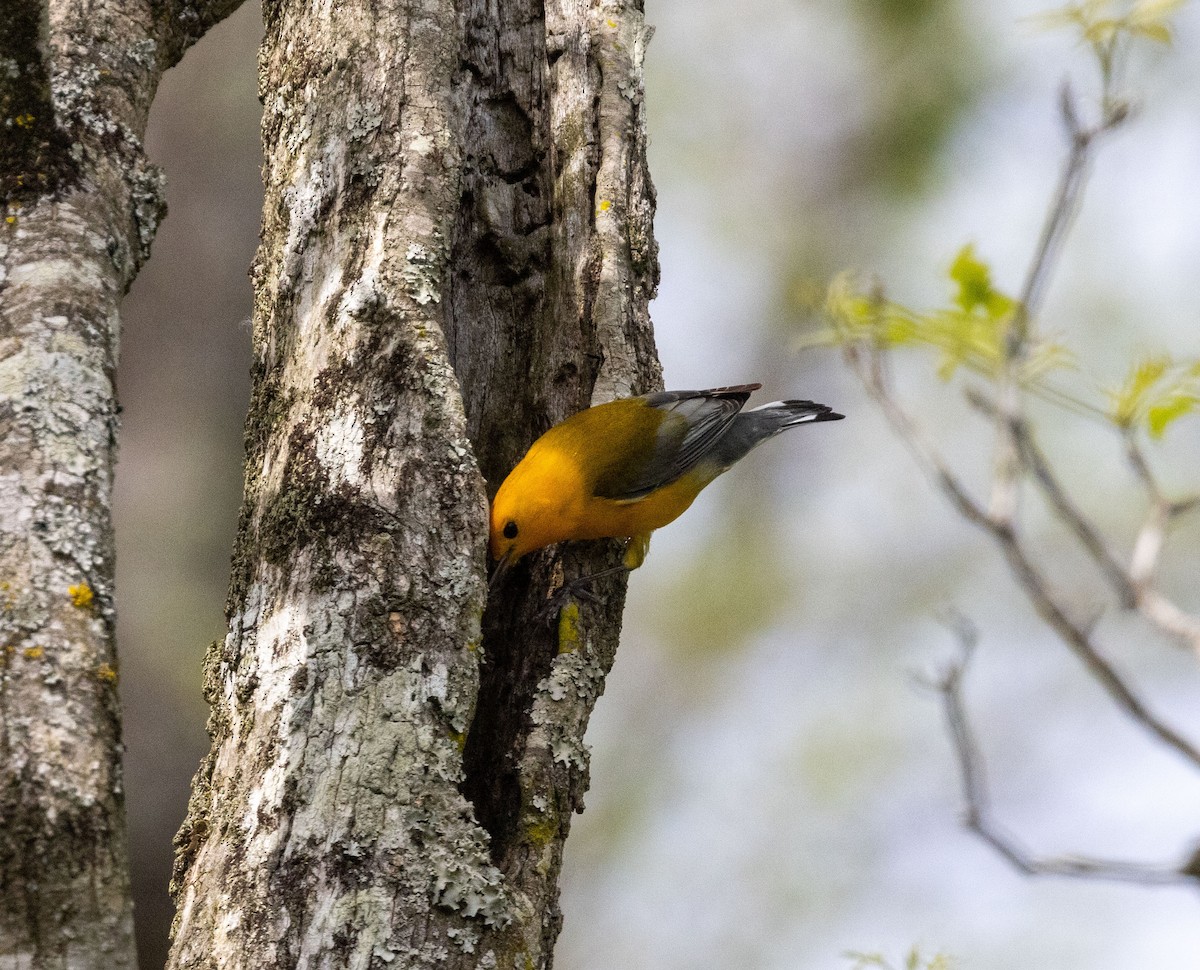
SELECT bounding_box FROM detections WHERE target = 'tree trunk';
[167,0,659,967]
[0,2,243,967]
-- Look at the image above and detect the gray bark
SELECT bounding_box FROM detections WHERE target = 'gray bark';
[0,2,245,967]
[167,0,659,967]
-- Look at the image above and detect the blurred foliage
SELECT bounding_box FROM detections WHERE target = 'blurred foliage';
[646,503,793,660]
[816,243,1200,440]
[845,948,954,970]
[845,0,983,196]
[1108,354,1200,437]
[818,246,1069,384]
[810,0,1192,436]
[1033,0,1188,50]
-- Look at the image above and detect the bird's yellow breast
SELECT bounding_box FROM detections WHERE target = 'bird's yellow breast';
[489,397,713,560]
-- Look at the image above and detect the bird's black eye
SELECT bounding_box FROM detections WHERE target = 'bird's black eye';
[503,521,519,540]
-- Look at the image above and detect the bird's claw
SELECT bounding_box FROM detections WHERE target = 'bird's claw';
[535,578,600,624]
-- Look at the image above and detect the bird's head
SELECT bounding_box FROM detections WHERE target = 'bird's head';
[488,452,580,582]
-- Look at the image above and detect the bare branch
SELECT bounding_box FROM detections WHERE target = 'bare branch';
[846,344,991,531]
[1013,84,1130,348]
[1136,592,1200,656]
[851,360,1200,767]
[987,78,1132,555]
[986,82,1131,574]
[966,388,1137,607]
[1125,433,1167,507]
[1168,495,1200,519]
[1120,436,1200,652]
[1018,423,1140,603]
[930,622,1199,887]
[987,385,1023,529]
[995,529,1200,767]
[966,389,1200,656]
[1129,500,1168,587]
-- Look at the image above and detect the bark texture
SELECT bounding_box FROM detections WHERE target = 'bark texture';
[0,2,245,967]
[167,0,659,967]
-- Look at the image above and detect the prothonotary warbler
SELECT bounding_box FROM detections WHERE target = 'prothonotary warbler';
[489,383,842,583]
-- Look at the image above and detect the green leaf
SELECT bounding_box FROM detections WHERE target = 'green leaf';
[816,254,1069,389]
[1031,0,1183,46]
[949,245,991,312]
[1109,354,1169,426]
[949,245,1016,320]
[1106,354,1200,436]
[1147,393,1196,437]
[1130,0,1187,35]
[1129,20,1172,42]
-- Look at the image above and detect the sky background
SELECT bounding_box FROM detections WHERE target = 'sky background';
[117,1,1200,967]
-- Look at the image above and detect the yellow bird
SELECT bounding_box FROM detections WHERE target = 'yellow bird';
[489,383,842,580]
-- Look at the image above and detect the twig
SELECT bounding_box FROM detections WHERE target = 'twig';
[1122,434,1200,651]
[988,85,1126,552]
[988,391,1022,528]
[1128,499,1168,587]
[1013,85,1130,349]
[1136,592,1200,657]
[1016,424,1138,603]
[966,388,1137,608]
[990,84,1131,533]
[848,344,991,531]
[930,619,1198,886]
[1125,433,1166,507]
[967,388,1200,656]
[851,352,1200,768]
[992,537,1200,768]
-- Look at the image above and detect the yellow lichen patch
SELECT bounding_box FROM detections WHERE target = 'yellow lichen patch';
[557,601,582,654]
[14,113,35,128]
[68,583,94,609]
[97,663,118,683]
[525,812,559,847]
[597,199,612,213]
[23,646,44,660]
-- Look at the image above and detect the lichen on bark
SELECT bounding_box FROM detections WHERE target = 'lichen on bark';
[167,0,660,967]
[0,1,248,966]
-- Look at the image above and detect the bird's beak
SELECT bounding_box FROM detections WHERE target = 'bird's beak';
[488,547,515,594]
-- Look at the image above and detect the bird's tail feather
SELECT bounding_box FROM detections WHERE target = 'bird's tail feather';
[703,398,843,470]
[749,400,845,428]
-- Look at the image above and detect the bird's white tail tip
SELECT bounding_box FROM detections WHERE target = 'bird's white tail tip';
[752,400,845,425]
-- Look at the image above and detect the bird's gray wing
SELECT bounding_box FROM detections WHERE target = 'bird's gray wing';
[592,384,760,501]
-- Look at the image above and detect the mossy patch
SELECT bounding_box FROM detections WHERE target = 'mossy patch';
[255,423,373,582]
[0,5,79,207]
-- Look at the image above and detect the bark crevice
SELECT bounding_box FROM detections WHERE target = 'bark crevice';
[167,1,659,967]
